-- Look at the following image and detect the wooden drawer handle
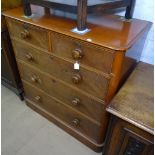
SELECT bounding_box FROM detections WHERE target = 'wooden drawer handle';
[72,74,82,84]
[31,75,37,82]
[72,119,80,127]
[25,53,33,61]
[72,98,80,106]
[31,75,41,83]
[20,29,30,39]
[72,48,83,60]
[35,96,41,102]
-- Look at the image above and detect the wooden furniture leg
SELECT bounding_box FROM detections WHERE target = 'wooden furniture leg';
[125,0,136,19]
[77,0,87,31]
[23,0,32,16]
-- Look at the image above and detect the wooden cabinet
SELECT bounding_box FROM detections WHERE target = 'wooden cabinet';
[1,0,23,99]
[104,63,154,155]
[3,7,151,152]
[1,19,23,99]
[104,117,153,155]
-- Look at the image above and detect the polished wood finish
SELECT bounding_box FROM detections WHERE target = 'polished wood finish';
[17,61,107,123]
[23,81,102,143]
[3,7,151,50]
[2,0,22,11]
[107,62,154,134]
[1,30,23,99]
[77,0,87,30]
[103,117,153,155]
[6,18,49,50]
[104,62,154,155]
[4,7,151,152]
[23,0,32,16]
[24,0,136,30]
[26,96,105,152]
[1,1,23,99]
[12,40,110,99]
[51,32,114,73]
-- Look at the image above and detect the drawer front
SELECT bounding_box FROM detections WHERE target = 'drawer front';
[13,41,110,99]
[6,18,49,50]
[23,81,101,142]
[18,61,107,122]
[51,32,114,73]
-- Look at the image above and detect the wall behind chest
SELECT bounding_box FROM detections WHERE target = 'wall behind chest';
[117,0,154,64]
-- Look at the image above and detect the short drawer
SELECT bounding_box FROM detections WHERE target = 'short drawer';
[6,18,49,50]
[51,32,115,73]
[23,81,102,143]
[13,41,110,99]
[18,61,107,122]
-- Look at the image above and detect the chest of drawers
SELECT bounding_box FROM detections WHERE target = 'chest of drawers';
[3,7,151,152]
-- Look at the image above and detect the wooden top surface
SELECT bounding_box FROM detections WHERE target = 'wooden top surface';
[107,62,154,135]
[1,0,22,11]
[3,6,151,51]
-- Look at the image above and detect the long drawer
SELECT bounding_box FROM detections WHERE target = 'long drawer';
[13,40,110,99]
[23,81,102,143]
[51,32,115,73]
[6,18,49,50]
[18,61,107,122]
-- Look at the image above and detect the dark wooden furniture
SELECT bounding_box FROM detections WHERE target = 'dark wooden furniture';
[1,0,24,100]
[3,7,151,152]
[23,0,136,30]
[104,62,154,155]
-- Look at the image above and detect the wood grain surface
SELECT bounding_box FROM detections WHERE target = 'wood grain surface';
[3,7,152,51]
[107,62,154,135]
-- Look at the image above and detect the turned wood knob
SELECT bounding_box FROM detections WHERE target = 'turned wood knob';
[31,75,38,83]
[72,98,80,106]
[72,74,82,84]
[20,29,30,39]
[72,48,83,60]
[72,119,80,127]
[35,96,41,101]
[25,53,33,61]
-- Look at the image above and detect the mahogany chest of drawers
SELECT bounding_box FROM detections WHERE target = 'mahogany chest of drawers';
[3,7,151,152]
[104,62,154,155]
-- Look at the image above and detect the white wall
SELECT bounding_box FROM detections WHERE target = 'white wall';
[118,0,154,64]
